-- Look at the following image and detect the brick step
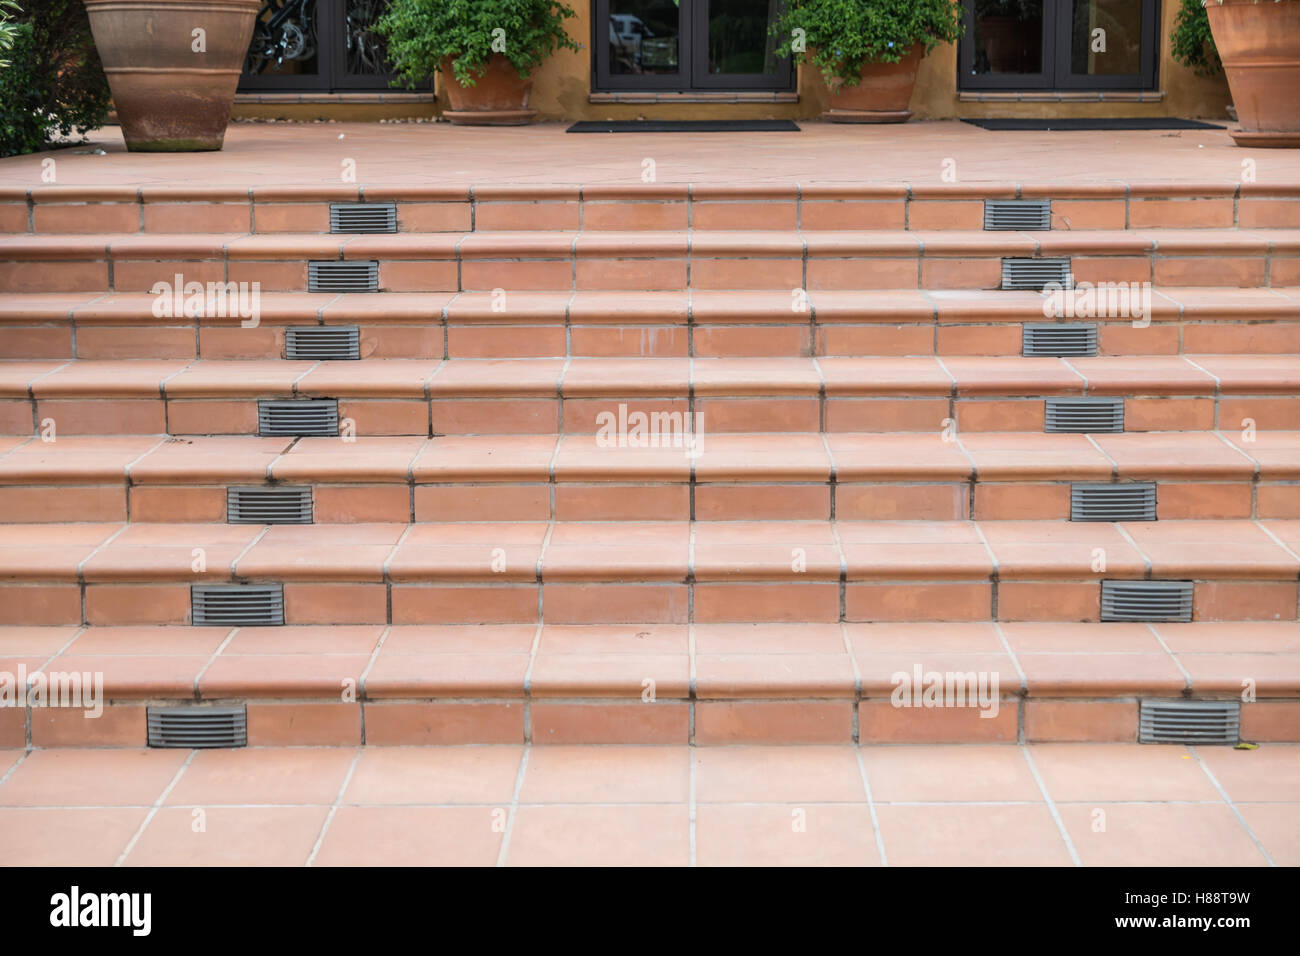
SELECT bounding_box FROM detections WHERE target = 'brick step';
[2,355,1295,437]
[5,230,1300,294]
[2,519,1297,627]
[7,622,1298,746]
[2,432,1296,524]
[4,182,1300,235]
[4,289,1298,360]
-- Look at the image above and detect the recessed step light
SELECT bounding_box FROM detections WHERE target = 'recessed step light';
[330,202,397,234]
[148,705,248,749]
[1139,699,1240,745]
[1070,482,1157,521]
[1044,397,1125,433]
[1002,257,1072,291]
[285,325,361,360]
[984,199,1051,231]
[308,260,378,293]
[1101,580,1194,622]
[227,486,313,524]
[191,583,285,626]
[257,399,339,437]
[1023,322,1098,357]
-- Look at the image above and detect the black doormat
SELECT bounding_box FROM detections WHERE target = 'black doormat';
[567,119,801,133]
[962,117,1225,131]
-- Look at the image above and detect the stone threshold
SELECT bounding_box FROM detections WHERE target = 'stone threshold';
[589,91,799,104]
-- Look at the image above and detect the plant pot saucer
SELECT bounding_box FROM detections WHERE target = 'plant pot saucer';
[1227,128,1300,149]
[825,108,913,124]
[443,108,538,126]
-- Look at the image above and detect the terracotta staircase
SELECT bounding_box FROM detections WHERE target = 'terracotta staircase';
[1,181,1298,748]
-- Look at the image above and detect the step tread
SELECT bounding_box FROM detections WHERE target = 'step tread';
[13,621,1300,700]
[3,519,1297,582]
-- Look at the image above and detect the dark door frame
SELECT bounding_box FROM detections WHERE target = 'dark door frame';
[958,0,1159,92]
[593,0,794,92]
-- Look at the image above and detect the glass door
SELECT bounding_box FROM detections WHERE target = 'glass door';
[959,0,1157,91]
[595,0,791,92]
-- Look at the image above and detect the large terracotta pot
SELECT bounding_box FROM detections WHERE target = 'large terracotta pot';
[823,44,924,124]
[439,54,537,126]
[1204,0,1300,147]
[84,0,259,152]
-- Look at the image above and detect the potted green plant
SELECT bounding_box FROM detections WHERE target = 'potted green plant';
[376,0,579,126]
[1197,0,1300,147]
[773,0,963,123]
[1170,0,1222,77]
[83,0,260,151]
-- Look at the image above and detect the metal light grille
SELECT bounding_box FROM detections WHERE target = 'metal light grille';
[1139,699,1240,745]
[1023,322,1099,357]
[148,705,248,749]
[1002,257,1072,291]
[307,260,378,293]
[1071,483,1157,522]
[227,486,313,524]
[285,325,361,360]
[984,199,1051,231]
[1045,397,1125,433]
[330,202,397,234]
[257,399,339,437]
[1101,580,1194,622]
[191,584,285,626]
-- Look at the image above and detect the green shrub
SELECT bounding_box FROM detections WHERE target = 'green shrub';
[0,0,111,158]
[375,0,580,88]
[1170,0,1220,76]
[772,0,965,87]
[0,0,21,69]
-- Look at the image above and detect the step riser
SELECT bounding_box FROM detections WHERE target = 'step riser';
[15,697,1298,748]
[5,190,1300,235]
[3,394,1294,437]
[5,320,1296,360]
[5,249,1296,293]
[4,578,1295,627]
[4,479,1294,524]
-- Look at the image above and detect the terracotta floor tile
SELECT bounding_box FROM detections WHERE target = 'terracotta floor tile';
[270,436,426,482]
[0,808,148,865]
[379,624,537,655]
[980,520,1147,578]
[48,654,206,698]
[233,523,405,581]
[1122,520,1299,577]
[387,522,549,581]
[65,625,229,655]
[0,625,82,656]
[693,622,846,655]
[343,746,523,805]
[553,436,691,480]
[958,432,1111,479]
[504,805,689,866]
[0,435,164,481]
[220,625,385,656]
[1090,432,1256,479]
[296,360,440,398]
[0,748,188,807]
[863,745,1041,802]
[1028,743,1221,802]
[414,435,557,481]
[123,806,329,866]
[838,521,993,578]
[1000,621,1162,653]
[875,804,1073,866]
[1224,431,1300,476]
[1059,803,1267,867]
[79,523,262,582]
[693,745,865,803]
[542,522,688,581]
[846,622,1005,654]
[165,747,356,806]
[825,433,971,480]
[1067,356,1216,394]
[561,358,690,395]
[695,654,855,698]
[942,356,1085,395]
[199,654,373,698]
[162,360,312,397]
[313,806,503,866]
[520,745,688,803]
[696,804,880,866]
[693,520,840,580]
[692,433,831,481]
[1235,803,1300,865]
[364,651,529,697]
[817,357,951,394]
[1152,621,1300,653]
[1019,652,1185,697]
[428,359,564,397]
[1195,744,1300,801]
[126,436,291,483]
[537,624,687,654]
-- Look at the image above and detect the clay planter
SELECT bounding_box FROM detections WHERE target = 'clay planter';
[823,44,924,124]
[84,0,259,152]
[440,54,537,126]
[1204,0,1300,147]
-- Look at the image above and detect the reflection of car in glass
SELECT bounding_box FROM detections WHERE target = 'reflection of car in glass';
[609,14,650,71]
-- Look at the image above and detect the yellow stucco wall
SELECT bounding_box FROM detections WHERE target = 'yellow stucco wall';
[232,1,1231,122]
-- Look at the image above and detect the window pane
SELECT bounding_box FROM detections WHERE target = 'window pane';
[1070,0,1143,76]
[706,0,782,76]
[343,0,393,78]
[610,1,680,75]
[970,0,1044,76]
[246,0,320,77]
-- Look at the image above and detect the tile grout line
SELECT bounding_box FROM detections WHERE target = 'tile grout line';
[688,742,698,867]
[113,749,199,867]
[852,745,888,867]
[1019,745,1082,867]
[305,746,363,867]
[494,744,531,867]
[1187,745,1276,867]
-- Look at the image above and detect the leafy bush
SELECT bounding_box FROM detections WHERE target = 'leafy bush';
[1170,0,1220,76]
[0,0,111,158]
[0,0,20,69]
[772,0,964,87]
[375,0,580,88]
